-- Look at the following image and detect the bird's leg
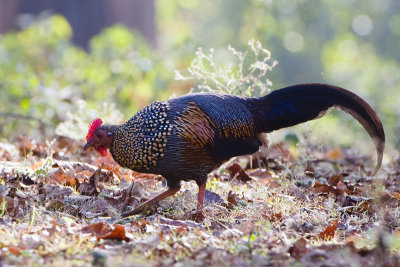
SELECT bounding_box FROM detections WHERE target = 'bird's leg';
[197,182,206,212]
[121,187,180,218]
[189,182,207,222]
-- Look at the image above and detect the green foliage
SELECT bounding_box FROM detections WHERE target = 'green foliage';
[0,15,175,139]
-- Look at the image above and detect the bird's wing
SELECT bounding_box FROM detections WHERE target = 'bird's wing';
[173,97,261,159]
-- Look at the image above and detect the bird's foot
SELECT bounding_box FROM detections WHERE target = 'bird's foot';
[120,188,180,219]
[190,210,205,222]
[120,202,154,218]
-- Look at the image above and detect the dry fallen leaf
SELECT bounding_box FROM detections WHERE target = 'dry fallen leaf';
[204,190,224,205]
[247,169,271,179]
[226,163,252,182]
[259,177,280,188]
[393,192,400,200]
[97,224,130,241]
[8,246,23,255]
[379,192,400,208]
[45,166,76,185]
[17,137,47,158]
[267,211,283,222]
[227,190,240,207]
[288,238,308,259]
[313,180,347,196]
[190,211,205,222]
[336,181,348,195]
[0,195,17,216]
[313,181,333,194]
[81,222,129,241]
[328,174,343,186]
[267,143,294,162]
[79,165,101,196]
[326,148,342,160]
[131,219,150,233]
[31,160,44,170]
[319,220,338,240]
[81,222,112,236]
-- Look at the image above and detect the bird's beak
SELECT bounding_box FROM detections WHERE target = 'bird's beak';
[83,141,94,151]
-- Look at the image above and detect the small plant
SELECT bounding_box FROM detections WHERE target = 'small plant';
[0,196,5,217]
[175,40,278,97]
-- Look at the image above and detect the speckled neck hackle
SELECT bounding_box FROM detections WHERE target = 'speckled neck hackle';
[110,101,172,171]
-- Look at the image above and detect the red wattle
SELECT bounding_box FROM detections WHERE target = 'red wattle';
[96,146,108,157]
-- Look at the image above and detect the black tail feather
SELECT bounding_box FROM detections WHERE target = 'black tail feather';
[255,83,385,175]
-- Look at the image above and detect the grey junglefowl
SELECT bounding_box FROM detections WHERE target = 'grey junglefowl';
[83,83,385,218]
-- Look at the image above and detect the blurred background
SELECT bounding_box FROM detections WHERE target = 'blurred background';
[0,0,399,158]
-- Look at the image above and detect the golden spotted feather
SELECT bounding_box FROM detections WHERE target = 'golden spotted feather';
[110,101,172,170]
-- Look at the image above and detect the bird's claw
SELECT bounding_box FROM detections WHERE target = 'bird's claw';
[105,216,121,225]
[190,210,205,222]
[120,203,153,218]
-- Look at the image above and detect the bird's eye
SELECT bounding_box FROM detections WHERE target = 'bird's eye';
[96,133,102,138]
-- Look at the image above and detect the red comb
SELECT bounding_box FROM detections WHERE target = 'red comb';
[86,118,103,141]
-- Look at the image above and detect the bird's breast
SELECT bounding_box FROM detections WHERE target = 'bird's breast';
[110,101,173,171]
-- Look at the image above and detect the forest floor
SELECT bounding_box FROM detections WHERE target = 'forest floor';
[0,136,400,266]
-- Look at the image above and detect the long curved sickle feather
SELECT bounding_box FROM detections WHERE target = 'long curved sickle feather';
[257,83,385,175]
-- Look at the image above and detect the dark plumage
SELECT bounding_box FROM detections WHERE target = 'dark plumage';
[83,83,385,217]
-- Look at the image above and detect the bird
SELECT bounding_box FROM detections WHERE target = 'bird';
[83,83,385,218]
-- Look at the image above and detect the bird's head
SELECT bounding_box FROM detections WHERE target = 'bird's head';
[83,118,114,157]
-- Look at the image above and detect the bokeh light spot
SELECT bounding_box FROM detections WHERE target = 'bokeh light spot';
[283,31,304,52]
[352,15,373,36]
